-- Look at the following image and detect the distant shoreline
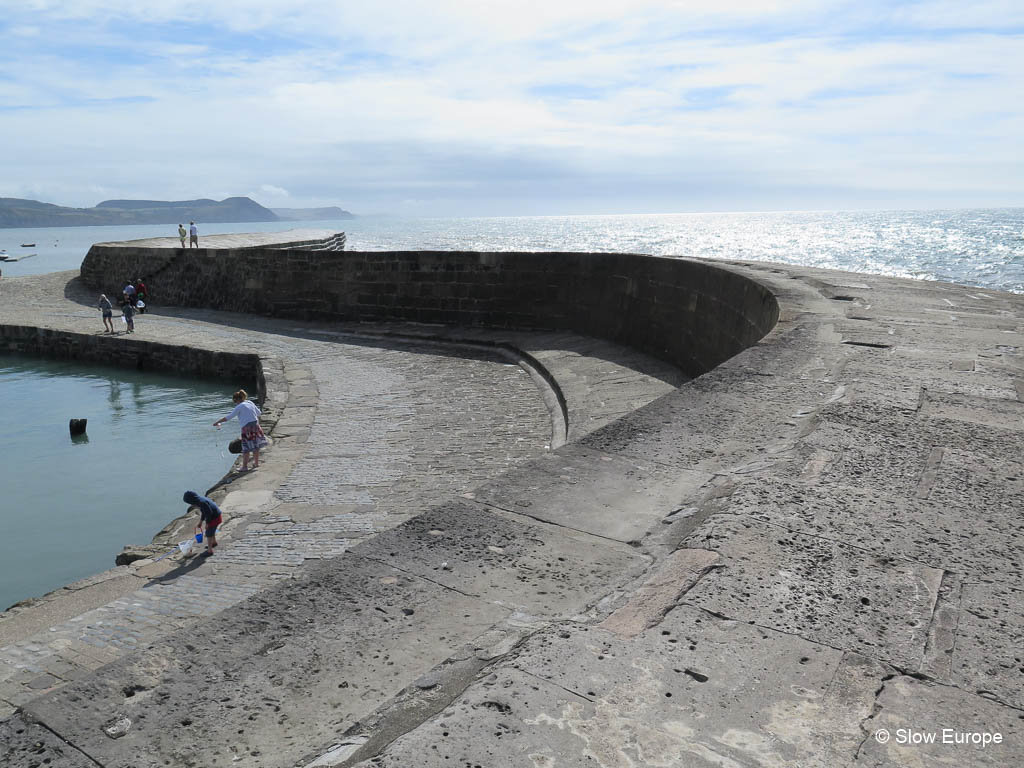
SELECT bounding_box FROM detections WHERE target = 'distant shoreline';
[0,196,354,229]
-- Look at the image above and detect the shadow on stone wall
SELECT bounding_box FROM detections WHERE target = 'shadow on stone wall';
[82,246,780,378]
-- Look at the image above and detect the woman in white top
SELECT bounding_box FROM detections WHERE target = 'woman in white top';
[214,389,269,471]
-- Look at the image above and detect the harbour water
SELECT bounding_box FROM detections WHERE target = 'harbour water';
[0,358,236,610]
[2,207,1022,292]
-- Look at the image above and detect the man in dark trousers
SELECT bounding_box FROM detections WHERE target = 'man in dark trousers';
[183,490,223,557]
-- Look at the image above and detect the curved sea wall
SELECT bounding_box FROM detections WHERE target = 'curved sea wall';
[81,245,779,377]
[13,238,1024,767]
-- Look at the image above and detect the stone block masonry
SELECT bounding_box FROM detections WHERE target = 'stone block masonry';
[0,325,265,401]
[81,244,779,378]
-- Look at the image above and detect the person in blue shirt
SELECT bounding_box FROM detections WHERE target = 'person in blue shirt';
[183,490,223,557]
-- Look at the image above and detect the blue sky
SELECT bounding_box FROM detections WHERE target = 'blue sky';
[1,1,1022,215]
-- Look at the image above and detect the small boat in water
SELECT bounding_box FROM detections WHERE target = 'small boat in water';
[21,243,35,247]
[0,250,8,260]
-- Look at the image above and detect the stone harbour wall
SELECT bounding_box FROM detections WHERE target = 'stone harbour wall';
[0,325,268,406]
[81,245,779,377]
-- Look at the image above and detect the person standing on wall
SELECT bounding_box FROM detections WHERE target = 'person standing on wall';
[178,223,187,248]
[98,294,114,333]
[189,221,199,248]
[213,389,269,472]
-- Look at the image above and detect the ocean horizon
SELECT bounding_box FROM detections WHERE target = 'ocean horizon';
[1,207,1021,293]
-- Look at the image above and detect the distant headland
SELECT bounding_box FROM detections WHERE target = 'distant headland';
[0,196,355,228]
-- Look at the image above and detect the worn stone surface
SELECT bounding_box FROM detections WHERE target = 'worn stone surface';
[0,713,96,767]
[682,516,944,669]
[24,555,509,768]
[599,548,720,637]
[715,471,1024,585]
[858,676,1024,767]
[579,388,812,473]
[361,609,889,768]
[949,580,1024,710]
[352,500,648,617]
[471,445,711,542]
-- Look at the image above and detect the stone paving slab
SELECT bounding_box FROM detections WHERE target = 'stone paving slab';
[858,676,1024,768]
[794,410,1024,498]
[360,609,889,768]
[715,470,1024,586]
[949,580,1024,710]
[351,500,648,617]
[920,389,1024,429]
[579,388,815,474]
[469,444,712,542]
[0,712,97,767]
[681,516,944,670]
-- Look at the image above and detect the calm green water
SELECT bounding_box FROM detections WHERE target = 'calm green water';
[0,357,237,610]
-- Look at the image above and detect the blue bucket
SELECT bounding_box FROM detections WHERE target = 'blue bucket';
[195,532,203,543]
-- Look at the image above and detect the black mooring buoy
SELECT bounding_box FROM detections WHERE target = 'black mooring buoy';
[69,418,88,436]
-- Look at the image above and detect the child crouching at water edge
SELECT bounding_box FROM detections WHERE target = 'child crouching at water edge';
[183,490,222,557]
[213,388,269,472]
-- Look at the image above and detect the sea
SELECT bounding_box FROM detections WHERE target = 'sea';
[1,207,1022,607]
[0,359,236,611]
[1,207,1022,292]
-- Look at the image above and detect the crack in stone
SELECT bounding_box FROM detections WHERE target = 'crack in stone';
[466,496,652,550]
[33,716,106,768]
[516,667,596,704]
[854,671,898,760]
[327,623,550,767]
[351,556,481,602]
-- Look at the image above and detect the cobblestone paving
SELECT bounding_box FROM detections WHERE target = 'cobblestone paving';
[276,345,551,512]
[212,513,377,567]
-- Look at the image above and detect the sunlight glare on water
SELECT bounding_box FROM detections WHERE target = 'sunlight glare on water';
[3,208,1022,293]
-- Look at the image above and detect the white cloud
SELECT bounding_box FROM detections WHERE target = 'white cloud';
[258,184,290,198]
[0,1,1021,212]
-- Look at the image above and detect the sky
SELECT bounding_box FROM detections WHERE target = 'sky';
[1,1,1022,216]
